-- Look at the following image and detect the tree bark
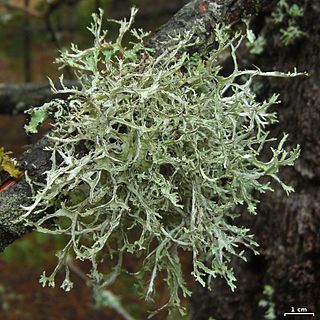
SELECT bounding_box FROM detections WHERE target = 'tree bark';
[191,0,320,319]
[0,81,80,115]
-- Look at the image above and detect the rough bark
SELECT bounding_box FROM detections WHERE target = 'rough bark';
[0,81,79,115]
[147,0,273,56]
[191,0,320,319]
[0,138,51,251]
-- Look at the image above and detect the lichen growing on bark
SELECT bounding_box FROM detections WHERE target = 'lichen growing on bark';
[21,8,301,314]
[0,186,30,252]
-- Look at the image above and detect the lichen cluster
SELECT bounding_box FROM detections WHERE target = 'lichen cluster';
[272,0,305,46]
[22,8,300,314]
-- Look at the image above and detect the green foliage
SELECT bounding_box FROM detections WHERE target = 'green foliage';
[21,8,301,315]
[259,285,276,320]
[272,0,306,46]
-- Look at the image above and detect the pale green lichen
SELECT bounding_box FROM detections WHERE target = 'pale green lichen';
[24,103,51,134]
[22,8,301,315]
[272,0,306,46]
[259,285,276,320]
[245,23,266,55]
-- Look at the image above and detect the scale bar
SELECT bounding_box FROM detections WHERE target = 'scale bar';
[284,313,315,316]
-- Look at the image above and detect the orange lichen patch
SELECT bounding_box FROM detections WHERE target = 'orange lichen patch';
[197,1,209,14]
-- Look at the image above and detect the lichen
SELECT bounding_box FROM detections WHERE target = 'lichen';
[259,285,276,320]
[272,0,306,46]
[0,148,22,180]
[21,8,301,315]
[245,26,266,55]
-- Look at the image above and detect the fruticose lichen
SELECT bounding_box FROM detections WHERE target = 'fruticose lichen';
[21,8,301,314]
[272,0,306,46]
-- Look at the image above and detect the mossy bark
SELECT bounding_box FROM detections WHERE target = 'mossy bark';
[191,0,320,318]
[0,138,50,251]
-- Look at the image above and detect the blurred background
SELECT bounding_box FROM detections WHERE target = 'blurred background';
[0,1,190,319]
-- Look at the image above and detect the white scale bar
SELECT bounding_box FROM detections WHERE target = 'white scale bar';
[284,313,315,316]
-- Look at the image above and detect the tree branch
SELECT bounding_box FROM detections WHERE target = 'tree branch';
[0,0,272,251]
[0,81,80,115]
